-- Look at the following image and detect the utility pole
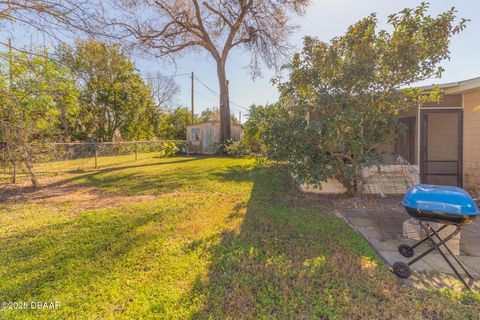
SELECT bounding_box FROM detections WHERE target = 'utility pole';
[8,36,16,184]
[239,111,242,124]
[6,0,16,183]
[191,71,194,124]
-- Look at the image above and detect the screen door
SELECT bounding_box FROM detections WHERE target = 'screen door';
[420,109,463,186]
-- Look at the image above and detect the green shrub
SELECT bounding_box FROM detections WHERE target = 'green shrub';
[224,139,249,157]
[162,141,180,157]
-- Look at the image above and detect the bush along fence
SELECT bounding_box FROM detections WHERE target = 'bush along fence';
[1,140,187,184]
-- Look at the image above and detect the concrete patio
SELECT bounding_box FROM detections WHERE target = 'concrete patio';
[335,200,480,291]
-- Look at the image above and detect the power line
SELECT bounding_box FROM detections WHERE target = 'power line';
[191,71,194,124]
[195,90,246,114]
[194,75,219,97]
[141,70,251,112]
[195,90,217,105]
[194,89,244,113]
[141,72,191,80]
[194,75,250,111]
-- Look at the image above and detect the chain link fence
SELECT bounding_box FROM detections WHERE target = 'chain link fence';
[1,140,187,185]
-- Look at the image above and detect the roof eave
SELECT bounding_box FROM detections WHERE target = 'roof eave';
[416,76,480,95]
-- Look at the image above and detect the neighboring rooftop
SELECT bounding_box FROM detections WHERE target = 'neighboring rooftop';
[417,76,480,94]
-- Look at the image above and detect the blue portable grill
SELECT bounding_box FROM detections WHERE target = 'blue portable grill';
[393,184,479,290]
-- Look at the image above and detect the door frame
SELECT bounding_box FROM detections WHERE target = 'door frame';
[419,108,463,187]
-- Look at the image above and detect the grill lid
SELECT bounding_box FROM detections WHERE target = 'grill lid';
[402,184,479,216]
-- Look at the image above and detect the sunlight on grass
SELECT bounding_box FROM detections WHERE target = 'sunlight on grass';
[360,256,378,270]
[0,152,166,183]
[0,155,478,319]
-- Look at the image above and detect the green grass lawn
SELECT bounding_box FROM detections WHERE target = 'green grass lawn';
[0,155,478,319]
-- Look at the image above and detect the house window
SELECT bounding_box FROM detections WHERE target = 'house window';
[191,128,200,141]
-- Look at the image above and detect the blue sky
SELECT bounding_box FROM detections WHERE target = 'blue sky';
[135,0,480,122]
[5,1,478,122]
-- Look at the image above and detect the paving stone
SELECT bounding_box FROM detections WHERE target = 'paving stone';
[358,228,433,255]
[336,203,480,290]
[345,217,374,228]
[377,250,402,265]
[421,254,479,276]
[380,251,430,271]
[368,239,400,252]
[456,256,480,275]
[356,226,380,240]
[461,228,480,256]
[339,208,371,218]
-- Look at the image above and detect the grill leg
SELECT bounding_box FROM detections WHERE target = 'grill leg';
[406,224,460,267]
[418,222,472,291]
[410,224,449,250]
[429,225,473,279]
[424,223,474,280]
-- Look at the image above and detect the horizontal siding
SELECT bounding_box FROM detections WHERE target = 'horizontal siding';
[463,91,480,194]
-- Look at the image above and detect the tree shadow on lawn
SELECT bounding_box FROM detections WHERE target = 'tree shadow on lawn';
[47,156,204,188]
[210,164,260,183]
[63,158,250,196]
[181,165,479,319]
[0,157,204,202]
[0,203,175,309]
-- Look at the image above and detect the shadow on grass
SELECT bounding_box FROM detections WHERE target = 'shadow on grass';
[210,164,259,183]
[180,165,479,319]
[0,206,167,302]
[0,157,204,201]
[47,157,204,187]
[1,161,477,318]
[176,165,373,319]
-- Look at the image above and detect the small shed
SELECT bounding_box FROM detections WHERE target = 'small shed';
[186,121,244,154]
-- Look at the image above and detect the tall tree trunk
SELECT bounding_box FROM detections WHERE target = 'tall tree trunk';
[216,59,231,145]
[21,146,40,189]
[17,132,40,188]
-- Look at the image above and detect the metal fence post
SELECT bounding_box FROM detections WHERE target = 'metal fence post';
[134,142,138,161]
[94,143,98,169]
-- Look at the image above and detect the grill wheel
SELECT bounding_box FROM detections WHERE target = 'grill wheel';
[398,244,414,258]
[393,262,412,279]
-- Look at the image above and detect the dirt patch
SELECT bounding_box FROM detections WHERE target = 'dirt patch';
[289,189,404,214]
[0,173,77,203]
[39,188,157,213]
[0,175,157,213]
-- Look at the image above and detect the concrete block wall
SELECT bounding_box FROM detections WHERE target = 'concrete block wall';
[463,91,480,195]
[298,165,420,195]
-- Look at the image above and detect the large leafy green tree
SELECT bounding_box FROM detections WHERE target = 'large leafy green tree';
[57,40,156,142]
[0,50,78,187]
[157,107,193,140]
[263,3,467,195]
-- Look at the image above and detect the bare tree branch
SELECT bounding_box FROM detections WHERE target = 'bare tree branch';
[0,0,310,144]
[146,72,180,109]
